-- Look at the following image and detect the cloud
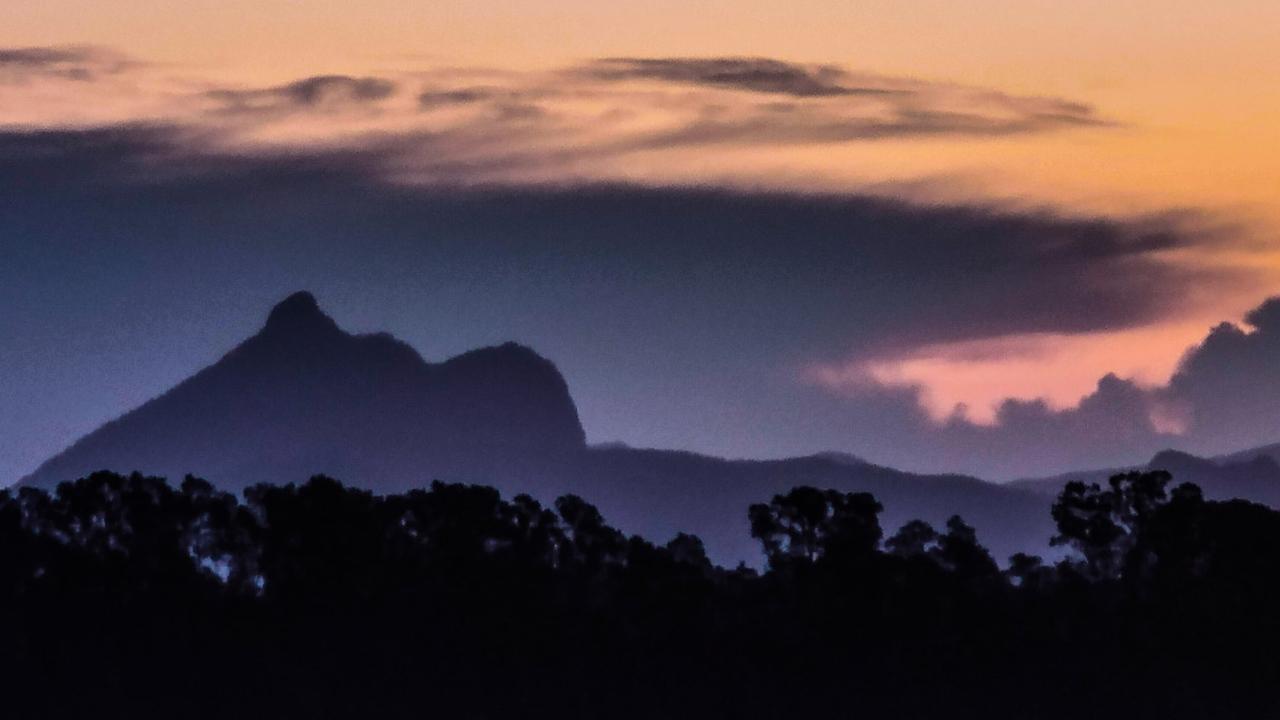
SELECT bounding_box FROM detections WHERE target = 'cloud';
[193,59,1106,181]
[948,373,1171,474]
[803,292,1280,480]
[0,45,131,82]
[1160,298,1280,452]
[997,294,1280,468]
[580,57,891,97]
[611,104,1106,152]
[0,126,1240,361]
[419,87,498,106]
[790,368,1177,481]
[208,75,398,115]
[418,86,533,107]
[0,48,1112,180]
[565,56,1108,149]
[0,124,1224,351]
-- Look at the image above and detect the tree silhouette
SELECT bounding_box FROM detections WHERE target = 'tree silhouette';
[933,515,999,580]
[1050,470,1172,580]
[887,518,939,558]
[3,469,1280,719]
[748,487,882,569]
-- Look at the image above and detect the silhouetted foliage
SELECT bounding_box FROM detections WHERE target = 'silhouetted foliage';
[1051,469,1173,581]
[3,468,1280,718]
[748,487,882,569]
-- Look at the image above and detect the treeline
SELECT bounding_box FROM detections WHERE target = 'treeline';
[3,470,1280,718]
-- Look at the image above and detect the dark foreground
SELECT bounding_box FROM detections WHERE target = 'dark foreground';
[2,470,1278,718]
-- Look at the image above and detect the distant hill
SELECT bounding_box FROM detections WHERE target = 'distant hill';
[20,291,1053,564]
[565,447,1052,565]
[1010,446,1280,508]
[1216,442,1280,466]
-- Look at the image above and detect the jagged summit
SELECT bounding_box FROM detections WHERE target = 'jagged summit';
[267,290,322,322]
[261,290,341,338]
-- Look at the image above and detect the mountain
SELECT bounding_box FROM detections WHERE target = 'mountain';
[19,291,1053,564]
[21,292,587,492]
[1010,447,1280,507]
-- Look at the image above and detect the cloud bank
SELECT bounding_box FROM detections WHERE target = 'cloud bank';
[808,294,1280,479]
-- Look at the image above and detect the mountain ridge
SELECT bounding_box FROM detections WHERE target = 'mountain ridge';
[1010,445,1280,507]
[19,291,1057,563]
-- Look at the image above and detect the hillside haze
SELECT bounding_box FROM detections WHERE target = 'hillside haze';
[20,292,1053,563]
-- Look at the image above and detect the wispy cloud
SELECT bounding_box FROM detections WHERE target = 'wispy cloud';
[0,47,1114,184]
[208,75,398,115]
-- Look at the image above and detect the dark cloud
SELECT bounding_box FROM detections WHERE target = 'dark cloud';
[0,124,1223,350]
[209,75,397,114]
[419,86,522,107]
[938,374,1172,478]
[1160,297,1280,453]
[419,88,494,106]
[0,45,130,81]
[0,47,90,67]
[582,57,892,97]
[0,124,1253,484]
[278,75,397,105]
[417,86,549,123]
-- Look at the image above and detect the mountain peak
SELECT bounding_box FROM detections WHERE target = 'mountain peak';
[21,291,589,492]
[262,291,340,337]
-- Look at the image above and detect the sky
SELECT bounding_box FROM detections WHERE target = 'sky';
[3,1,1280,483]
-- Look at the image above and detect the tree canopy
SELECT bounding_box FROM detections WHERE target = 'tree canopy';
[2,469,1278,718]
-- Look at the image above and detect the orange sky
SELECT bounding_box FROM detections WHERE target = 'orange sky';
[5,0,1279,419]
